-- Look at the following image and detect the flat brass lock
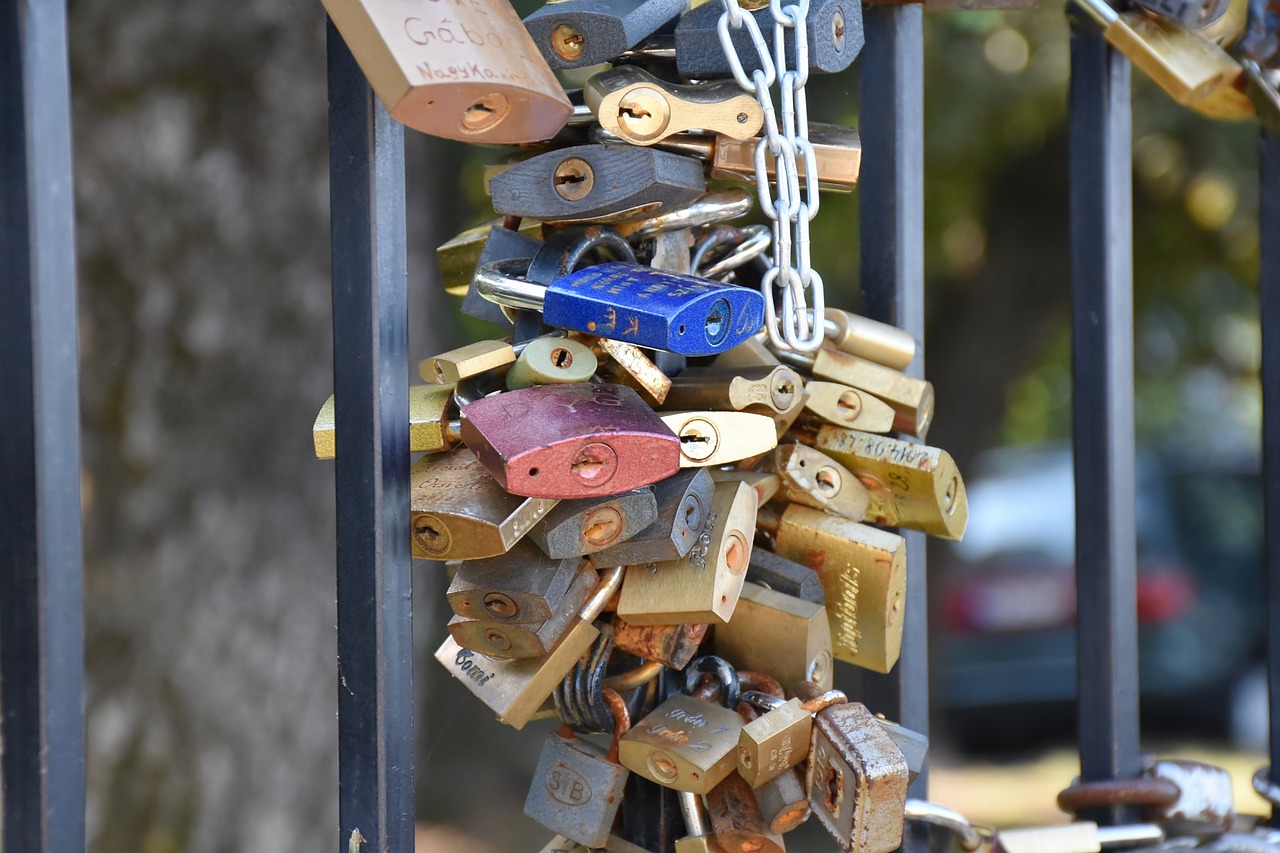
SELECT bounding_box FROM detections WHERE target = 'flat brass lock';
[585,66,764,146]
[313,384,458,459]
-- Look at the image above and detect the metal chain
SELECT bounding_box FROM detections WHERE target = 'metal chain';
[715,0,826,352]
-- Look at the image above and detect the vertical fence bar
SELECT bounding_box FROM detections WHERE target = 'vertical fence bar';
[0,1,87,850]
[858,3,928,798]
[1068,25,1141,825]
[1261,128,1280,827]
[327,21,415,853]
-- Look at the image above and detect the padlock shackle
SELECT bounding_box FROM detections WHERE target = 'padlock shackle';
[741,690,786,713]
[581,565,626,622]
[474,258,547,311]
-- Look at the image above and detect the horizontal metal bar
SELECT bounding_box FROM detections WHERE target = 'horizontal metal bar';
[327,19,414,853]
[1068,26,1141,826]
[0,1,86,850]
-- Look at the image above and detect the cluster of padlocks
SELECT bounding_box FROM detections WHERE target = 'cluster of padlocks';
[313,0,1280,848]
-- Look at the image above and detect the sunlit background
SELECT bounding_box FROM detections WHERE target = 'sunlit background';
[49,0,1271,850]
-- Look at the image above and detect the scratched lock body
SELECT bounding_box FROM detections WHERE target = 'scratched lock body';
[461,382,682,498]
[474,259,766,356]
[321,0,572,143]
[525,732,630,847]
[618,694,744,794]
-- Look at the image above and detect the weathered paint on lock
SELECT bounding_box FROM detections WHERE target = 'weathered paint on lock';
[543,262,765,356]
[460,383,681,498]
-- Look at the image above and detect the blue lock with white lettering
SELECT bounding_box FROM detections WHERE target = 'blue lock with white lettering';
[473,259,765,356]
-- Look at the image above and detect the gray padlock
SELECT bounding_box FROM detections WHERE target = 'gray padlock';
[529,489,660,558]
[675,0,863,79]
[446,540,581,624]
[747,548,825,605]
[524,0,688,69]
[525,690,632,847]
[592,468,715,565]
[460,225,542,330]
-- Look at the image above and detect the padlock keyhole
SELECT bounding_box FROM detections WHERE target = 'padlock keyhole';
[704,298,731,346]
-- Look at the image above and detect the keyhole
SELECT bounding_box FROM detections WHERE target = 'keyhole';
[703,297,731,346]
[550,23,585,61]
[569,442,618,486]
[581,507,624,546]
[823,764,844,815]
[944,475,960,514]
[412,513,451,555]
[837,390,862,420]
[832,8,846,51]
[549,347,574,369]
[677,418,718,461]
[460,93,510,134]
[483,593,518,619]
[553,157,595,201]
[815,467,840,495]
[681,495,704,533]
[724,532,748,575]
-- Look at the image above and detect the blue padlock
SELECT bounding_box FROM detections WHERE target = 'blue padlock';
[473,259,765,357]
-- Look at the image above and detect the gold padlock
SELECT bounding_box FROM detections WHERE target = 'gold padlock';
[616,481,757,625]
[618,693,744,794]
[777,346,934,439]
[585,65,764,146]
[569,333,673,405]
[659,411,778,468]
[313,384,458,459]
[434,565,623,729]
[756,504,907,674]
[802,381,896,434]
[773,443,871,521]
[805,427,968,541]
[421,339,514,385]
[715,581,835,691]
[322,0,573,143]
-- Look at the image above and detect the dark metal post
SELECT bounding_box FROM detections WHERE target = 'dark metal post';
[1068,26,1141,825]
[0,1,87,850]
[327,21,415,853]
[1261,128,1280,827]
[857,3,928,798]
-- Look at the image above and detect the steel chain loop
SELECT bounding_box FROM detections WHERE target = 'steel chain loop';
[716,0,825,352]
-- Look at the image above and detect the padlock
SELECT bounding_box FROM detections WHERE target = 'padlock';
[447,541,582,622]
[801,382,897,434]
[616,481,757,625]
[585,66,765,146]
[776,347,934,439]
[736,692,813,789]
[674,0,864,78]
[488,145,706,223]
[461,224,547,330]
[820,309,916,371]
[321,0,573,143]
[804,698,910,853]
[660,411,779,468]
[993,822,1165,853]
[529,489,660,558]
[460,383,682,499]
[772,444,871,521]
[710,470,782,509]
[756,504,907,673]
[506,336,599,389]
[746,548,825,605]
[523,0,688,69]
[569,333,673,405]
[618,659,745,794]
[714,582,834,691]
[643,124,863,192]
[421,339,516,385]
[524,689,634,847]
[313,384,458,459]
[804,427,969,541]
[410,447,558,560]
[434,565,624,730]
[448,562,596,659]
[593,469,717,566]
[755,768,811,836]
[659,366,806,427]
[437,218,543,297]
[613,617,709,670]
[1070,0,1254,120]
[473,259,766,357]
[705,772,786,853]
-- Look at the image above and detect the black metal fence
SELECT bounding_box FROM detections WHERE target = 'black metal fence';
[2,1,1278,850]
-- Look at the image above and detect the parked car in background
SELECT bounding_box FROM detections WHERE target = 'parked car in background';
[937,443,1263,749]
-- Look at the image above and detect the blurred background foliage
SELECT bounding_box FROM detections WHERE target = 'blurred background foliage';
[54,0,1268,850]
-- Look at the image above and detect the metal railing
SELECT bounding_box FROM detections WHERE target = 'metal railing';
[1,1,1278,850]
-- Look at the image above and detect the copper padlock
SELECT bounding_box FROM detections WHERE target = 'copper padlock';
[322,0,573,143]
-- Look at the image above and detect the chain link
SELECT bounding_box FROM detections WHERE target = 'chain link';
[715,0,825,352]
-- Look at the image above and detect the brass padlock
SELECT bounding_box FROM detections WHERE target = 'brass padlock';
[410,447,558,560]
[805,427,968,541]
[802,381,897,434]
[777,346,934,439]
[448,563,595,659]
[736,692,812,789]
[616,481,757,626]
[756,504,907,674]
[313,384,458,459]
[585,65,764,146]
[710,470,782,509]
[714,581,834,691]
[659,411,779,468]
[446,541,582,622]
[773,443,871,521]
[568,333,673,405]
[321,0,573,143]
[421,339,515,385]
[433,565,624,730]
